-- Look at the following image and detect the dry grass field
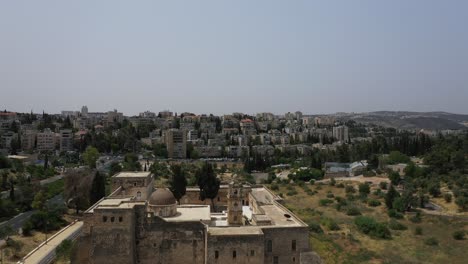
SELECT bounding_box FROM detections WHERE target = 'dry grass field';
[271,181,468,264]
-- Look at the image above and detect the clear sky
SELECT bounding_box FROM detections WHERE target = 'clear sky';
[1,0,467,116]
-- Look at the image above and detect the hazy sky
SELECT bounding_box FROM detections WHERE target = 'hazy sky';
[1,0,467,116]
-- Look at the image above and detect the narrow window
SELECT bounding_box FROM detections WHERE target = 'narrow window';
[267,240,272,252]
[250,250,255,256]
[103,216,107,222]
[233,250,236,258]
[119,216,123,222]
[215,250,219,259]
[293,257,296,262]
[292,240,296,251]
[234,216,237,221]
[273,256,279,264]
[217,196,220,201]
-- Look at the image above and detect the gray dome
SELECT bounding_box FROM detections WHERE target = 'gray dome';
[148,188,176,206]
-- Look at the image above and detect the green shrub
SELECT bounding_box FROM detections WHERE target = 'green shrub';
[443,193,452,203]
[424,237,439,246]
[326,192,334,198]
[286,190,298,196]
[336,183,345,188]
[379,182,388,190]
[22,221,33,236]
[368,199,381,207]
[409,212,422,223]
[354,216,391,239]
[307,221,324,234]
[452,230,465,240]
[321,217,340,231]
[346,207,362,216]
[388,219,407,230]
[345,185,356,194]
[56,239,74,260]
[319,199,334,206]
[270,184,279,191]
[414,227,423,235]
[330,178,336,186]
[388,209,404,219]
[309,180,315,185]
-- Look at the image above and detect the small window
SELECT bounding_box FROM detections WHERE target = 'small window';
[267,240,272,252]
[233,250,236,258]
[111,217,115,222]
[103,216,107,222]
[134,182,137,186]
[293,257,296,262]
[250,250,255,256]
[292,240,296,251]
[217,197,220,201]
[137,191,142,199]
[119,216,123,222]
[215,250,219,259]
[234,216,237,221]
[273,256,279,264]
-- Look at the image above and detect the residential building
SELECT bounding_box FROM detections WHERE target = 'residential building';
[60,129,74,152]
[166,129,187,159]
[37,128,56,152]
[332,126,349,142]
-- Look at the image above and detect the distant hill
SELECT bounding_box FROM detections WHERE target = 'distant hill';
[337,111,468,131]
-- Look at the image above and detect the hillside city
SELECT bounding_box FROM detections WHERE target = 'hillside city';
[0,107,467,264]
[0,106,468,263]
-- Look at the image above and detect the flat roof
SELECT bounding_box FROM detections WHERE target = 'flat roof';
[113,171,152,178]
[209,226,264,236]
[164,205,211,222]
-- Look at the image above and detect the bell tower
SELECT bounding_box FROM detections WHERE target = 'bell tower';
[227,182,244,225]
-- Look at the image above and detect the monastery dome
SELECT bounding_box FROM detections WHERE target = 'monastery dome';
[148,188,176,206]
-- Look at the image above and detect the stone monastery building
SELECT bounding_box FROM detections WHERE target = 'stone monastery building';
[75,172,313,263]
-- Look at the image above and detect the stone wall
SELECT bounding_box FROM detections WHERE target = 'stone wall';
[76,208,137,264]
[262,227,310,264]
[134,206,206,264]
[207,234,264,264]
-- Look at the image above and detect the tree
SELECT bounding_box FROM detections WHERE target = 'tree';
[83,146,99,168]
[90,171,106,204]
[64,169,93,214]
[169,165,187,204]
[32,190,47,211]
[196,163,220,211]
[388,171,401,185]
[44,153,49,170]
[385,185,399,209]
[358,183,370,197]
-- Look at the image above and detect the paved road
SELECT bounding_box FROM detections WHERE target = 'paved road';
[0,194,64,231]
[19,221,83,264]
[0,175,63,199]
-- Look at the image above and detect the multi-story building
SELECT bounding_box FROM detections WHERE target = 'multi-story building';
[166,129,187,159]
[75,173,312,264]
[37,128,56,152]
[332,125,349,143]
[60,129,74,152]
[81,106,89,117]
[21,130,36,151]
